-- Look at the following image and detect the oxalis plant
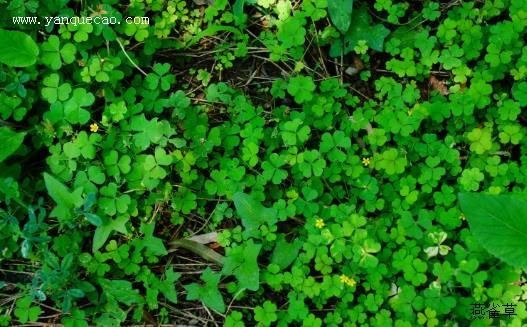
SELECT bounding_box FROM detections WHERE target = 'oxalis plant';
[1,0,527,326]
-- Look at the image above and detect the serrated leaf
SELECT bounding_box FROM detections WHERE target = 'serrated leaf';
[0,29,39,67]
[458,192,527,268]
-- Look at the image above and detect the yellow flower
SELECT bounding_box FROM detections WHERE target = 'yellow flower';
[340,274,357,287]
[460,213,465,221]
[362,157,370,166]
[90,123,99,133]
[315,218,325,229]
[347,277,357,287]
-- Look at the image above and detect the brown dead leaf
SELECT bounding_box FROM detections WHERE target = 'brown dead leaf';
[429,75,449,96]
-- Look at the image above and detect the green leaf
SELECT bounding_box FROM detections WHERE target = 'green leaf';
[92,215,129,252]
[270,236,303,270]
[41,73,72,103]
[222,239,262,291]
[0,127,26,162]
[0,29,39,67]
[458,193,527,268]
[185,267,225,313]
[254,300,278,325]
[44,173,83,222]
[64,88,95,125]
[44,173,82,208]
[159,268,181,304]
[140,222,168,256]
[14,297,42,323]
[328,0,354,33]
[84,213,102,227]
[233,192,277,237]
[100,279,142,305]
[330,5,390,56]
[287,76,316,104]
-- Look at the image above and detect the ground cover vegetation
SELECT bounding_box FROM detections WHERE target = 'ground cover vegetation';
[1,0,527,325]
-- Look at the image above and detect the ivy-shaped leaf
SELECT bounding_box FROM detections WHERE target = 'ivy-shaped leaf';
[43,173,83,223]
[233,192,277,237]
[222,239,262,291]
[330,5,390,56]
[185,267,225,313]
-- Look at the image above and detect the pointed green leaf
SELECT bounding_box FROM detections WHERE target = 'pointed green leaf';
[233,192,277,237]
[0,127,26,162]
[92,215,129,252]
[328,0,354,33]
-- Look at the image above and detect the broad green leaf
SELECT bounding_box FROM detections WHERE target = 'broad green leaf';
[0,29,39,67]
[92,215,129,252]
[330,5,390,56]
[233,192,277,237]
[0,127,26,162]
[100,279,142,305]
[44,173,82,208]
[44,173,83,222]
[185,267,225,313]
[222,239,261,291]
[271,237,303,270]
[159,268,181,304]
[458,192,527,268]
[140,222,168,256]
[328,0,353,33]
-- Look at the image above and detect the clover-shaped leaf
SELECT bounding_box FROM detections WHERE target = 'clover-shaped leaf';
[374,148,407,175]
[467,128,492,154]
[254,300,278,326]
[41,74,72,103]
[287,76,316,104]
[280,119,311,146]
[41,35,76,69]
[459,168,484,191]
[14,297,42,323]
[64,88,95,125]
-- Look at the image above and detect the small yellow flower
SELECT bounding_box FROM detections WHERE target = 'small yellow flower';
[362,157,371,166]
[340,274,357,287]
[315,218,325,229]
[90,123,99,133]
[347,277,357,287]
[460,213,465,221]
